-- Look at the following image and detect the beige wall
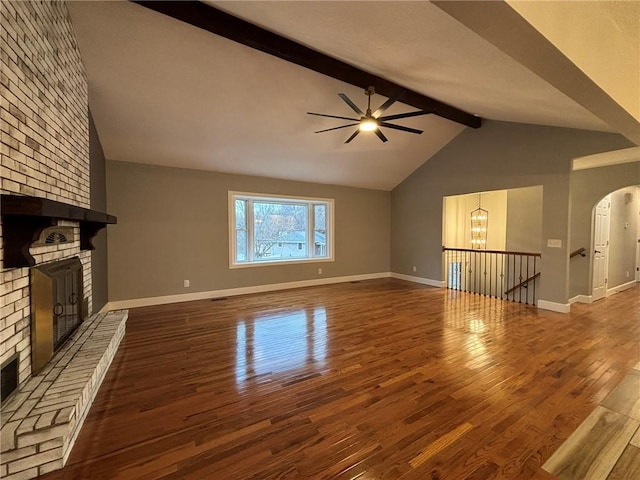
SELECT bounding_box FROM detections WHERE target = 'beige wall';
[569,162,640,298]
[607,186,639,289]
[507,0,640,122]
[391,120,632,306]
[433,1,639,145]
[106,161,390,301]
[444,186,542,253]
[443,190,507,250]
[506,186,543,253]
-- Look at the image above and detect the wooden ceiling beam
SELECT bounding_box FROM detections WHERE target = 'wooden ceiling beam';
[131,1,481,128]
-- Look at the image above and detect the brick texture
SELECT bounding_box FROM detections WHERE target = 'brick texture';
[0,0,92,385]
[0,311,127,479]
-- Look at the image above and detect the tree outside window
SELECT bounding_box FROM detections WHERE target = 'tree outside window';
[230,193,333,267]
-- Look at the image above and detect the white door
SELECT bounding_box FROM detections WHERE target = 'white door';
[592,195,610,301]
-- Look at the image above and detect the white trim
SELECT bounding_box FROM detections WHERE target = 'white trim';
[228,191,335,268]
[228,257,332,269]
[572,147,640,171]
[537,299,571,313]
[98,302,111,314]
[103,272,391,311]
[569,294,593,304]
[229,190,334,203]
[606,280,638,296]
[391,272,445,288]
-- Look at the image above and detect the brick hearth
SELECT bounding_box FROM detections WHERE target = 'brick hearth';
[0,310,127,479]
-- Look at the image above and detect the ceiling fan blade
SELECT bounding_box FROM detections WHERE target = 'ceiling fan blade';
[380,122,423,135]
[315,123,358,134]
[338,93,365,116]
[374,129,388,143]
[344,129,360,144]
[307,112,359,122]
[372,96,399,118]
[378,110,431,122]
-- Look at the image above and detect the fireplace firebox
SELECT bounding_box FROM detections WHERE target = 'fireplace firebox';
[1,354,18,404]
[30,257,85,375]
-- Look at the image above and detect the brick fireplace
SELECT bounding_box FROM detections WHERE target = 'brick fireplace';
[1,2,124,478]
[1,0,92,389]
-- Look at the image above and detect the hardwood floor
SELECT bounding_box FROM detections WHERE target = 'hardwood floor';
[543,363,640,479]
[39,280,640,480]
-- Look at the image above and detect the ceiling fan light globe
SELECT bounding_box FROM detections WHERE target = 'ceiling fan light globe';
[359,119,378,132]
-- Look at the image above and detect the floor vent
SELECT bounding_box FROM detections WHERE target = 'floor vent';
[211,297,228,302]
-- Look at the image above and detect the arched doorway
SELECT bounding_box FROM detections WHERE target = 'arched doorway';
[590,186,639,301]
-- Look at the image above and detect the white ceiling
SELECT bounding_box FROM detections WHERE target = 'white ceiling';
[68,1,615,191]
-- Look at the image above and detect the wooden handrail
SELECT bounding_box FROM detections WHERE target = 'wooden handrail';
[443,246,541,257]
[504,272,541,295]
[570,247,586,258]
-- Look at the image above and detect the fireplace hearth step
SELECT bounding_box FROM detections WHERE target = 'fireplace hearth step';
[0,310,127,479]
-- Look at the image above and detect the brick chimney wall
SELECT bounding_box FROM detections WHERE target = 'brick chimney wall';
[1,0,92,386]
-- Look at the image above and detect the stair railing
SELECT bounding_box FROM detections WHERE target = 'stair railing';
[443,247,542,305]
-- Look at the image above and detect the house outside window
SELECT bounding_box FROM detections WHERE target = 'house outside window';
[229,192,334,267]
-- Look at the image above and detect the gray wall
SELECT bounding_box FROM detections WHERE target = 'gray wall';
[106,161,390,301]
[569,162,640,297]
[89,112,109,311]
[391,120,632,305]
[609,187,639,288]
[506,186,543,253]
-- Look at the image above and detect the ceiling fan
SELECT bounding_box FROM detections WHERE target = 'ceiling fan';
[307,86,431,143]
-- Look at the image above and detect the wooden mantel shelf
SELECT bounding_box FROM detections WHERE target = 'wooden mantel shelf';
[1,194,117,268]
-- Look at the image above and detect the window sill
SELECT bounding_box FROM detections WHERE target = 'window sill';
[229,257,334,269]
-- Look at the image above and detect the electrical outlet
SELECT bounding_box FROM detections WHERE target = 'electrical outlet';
[183,279,190,288]
[412,266,417,272]
[318,268,322,275]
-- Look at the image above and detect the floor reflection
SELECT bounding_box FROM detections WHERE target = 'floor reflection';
[235,307,327,385]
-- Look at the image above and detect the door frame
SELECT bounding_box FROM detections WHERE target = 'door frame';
[591,195,610,301]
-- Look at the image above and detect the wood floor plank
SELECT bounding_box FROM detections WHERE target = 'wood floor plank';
[542,406,639,480]
[36,281,639,480]
[631,425,640,448]
[607,445,640,480]
[601,369,640,421]
[409,422,474,468]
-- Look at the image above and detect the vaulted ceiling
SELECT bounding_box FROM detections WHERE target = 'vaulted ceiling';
[67,1,636,190]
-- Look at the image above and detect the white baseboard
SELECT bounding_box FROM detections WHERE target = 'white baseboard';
[98,303,111,314]
[607,280,638,296]
[569,295,592,304]
[390,272,445,288]
[537,299,571,313]
[104,272,392,311]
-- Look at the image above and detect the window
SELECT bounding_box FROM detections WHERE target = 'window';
[447,261,462,289]
[229,192,334,267]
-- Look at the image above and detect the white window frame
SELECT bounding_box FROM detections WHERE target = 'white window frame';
[229,191,334,268]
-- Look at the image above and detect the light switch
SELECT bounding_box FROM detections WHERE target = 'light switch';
[547,239,562,248]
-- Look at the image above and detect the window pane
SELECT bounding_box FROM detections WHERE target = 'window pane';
[230,193,332,267]
[314,204,327,257]
[236,230,247,262]
[254,202,308,259]
[235,199,246,229]
[235,199,248,262]
[314,204,326,231]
